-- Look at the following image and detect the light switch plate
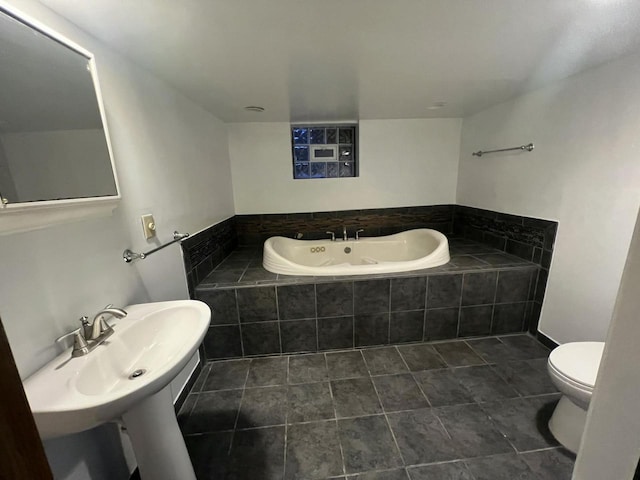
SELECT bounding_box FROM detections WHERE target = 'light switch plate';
[141,214,156,239]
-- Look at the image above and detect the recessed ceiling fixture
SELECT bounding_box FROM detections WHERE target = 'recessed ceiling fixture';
[427,102,447,110]
[244,106,265,112]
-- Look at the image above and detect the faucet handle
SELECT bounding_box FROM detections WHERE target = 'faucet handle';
[94,316,114,336]
[326,231,336,241]
[355,229,365,240]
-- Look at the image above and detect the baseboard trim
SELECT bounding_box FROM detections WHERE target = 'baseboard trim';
[536,330,560,350]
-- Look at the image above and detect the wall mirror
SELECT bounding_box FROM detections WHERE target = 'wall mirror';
[0,6,119,233]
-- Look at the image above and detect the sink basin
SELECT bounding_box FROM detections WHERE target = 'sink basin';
[23,300,210,439]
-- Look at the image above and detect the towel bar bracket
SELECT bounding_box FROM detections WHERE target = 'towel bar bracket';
[123,231,189,263]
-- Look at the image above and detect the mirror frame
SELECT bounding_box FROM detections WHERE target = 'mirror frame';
[0,2,121,235]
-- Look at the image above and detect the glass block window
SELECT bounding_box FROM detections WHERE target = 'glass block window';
[291,124,357,179]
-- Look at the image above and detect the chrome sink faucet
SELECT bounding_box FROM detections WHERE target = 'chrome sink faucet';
[88,305,127,340]
[343,226,348,241]
[56,304,127,358]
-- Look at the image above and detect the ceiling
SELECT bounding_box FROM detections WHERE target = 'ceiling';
[39,0,640,123]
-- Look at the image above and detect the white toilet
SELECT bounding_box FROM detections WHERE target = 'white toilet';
[547,341,605,453]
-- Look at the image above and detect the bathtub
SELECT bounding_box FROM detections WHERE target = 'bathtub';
[263,228,450,276]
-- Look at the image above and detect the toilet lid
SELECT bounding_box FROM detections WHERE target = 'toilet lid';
[548,342,605,388]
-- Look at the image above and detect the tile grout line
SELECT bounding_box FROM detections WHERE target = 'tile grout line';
[422,276,429,342]
[275,286,283,354]
[314,283,320,351]
[462,339,490,365]
[324,352,348,478]
[387,279,392,344]
[227,362,251,455]
[351,281,356,348]
[361,349,407,468]
[282,354,290,480]
[456,274,465,338]
[489,271,500,334]
[394,346,458,443]
[234,289,245,357]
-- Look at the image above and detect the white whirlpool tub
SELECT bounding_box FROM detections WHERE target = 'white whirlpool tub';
[263,228,450,276]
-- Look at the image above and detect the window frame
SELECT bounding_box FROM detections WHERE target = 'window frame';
[290,123,358,180]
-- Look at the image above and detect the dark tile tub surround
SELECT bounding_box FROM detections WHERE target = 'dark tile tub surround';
[194,237,541,361]
[181,217,237,297]
[178,334,574,479]
[183,205,557,349]
[454,205,558,334]
[234,204,455,245]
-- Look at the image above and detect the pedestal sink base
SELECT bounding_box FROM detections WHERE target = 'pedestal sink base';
[122,386,196,480]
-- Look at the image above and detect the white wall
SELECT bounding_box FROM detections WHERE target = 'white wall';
[573,209,640,480]
[229,119,462,213]
[0,0,235,478]
[1,129,115,201]
[456,52,640,344]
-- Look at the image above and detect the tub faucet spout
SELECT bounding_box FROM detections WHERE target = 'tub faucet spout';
[343,226,348,241]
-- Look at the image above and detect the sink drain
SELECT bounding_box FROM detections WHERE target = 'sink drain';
[128,369,147,379]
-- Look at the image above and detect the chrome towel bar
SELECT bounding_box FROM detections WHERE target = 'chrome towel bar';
[123,231,189,263]
[472,143,534,157]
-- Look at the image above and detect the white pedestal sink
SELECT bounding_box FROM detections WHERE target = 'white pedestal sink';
[22,300,211,480]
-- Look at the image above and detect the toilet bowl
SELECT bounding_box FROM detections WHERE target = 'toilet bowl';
[547,341,605,453]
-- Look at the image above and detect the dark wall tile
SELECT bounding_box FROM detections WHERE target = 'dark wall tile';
[187,270,196,299]
[483,233,507,250]
[242,322,281,355]
[425,307,459,341]
[505,240,534,261]
[528,302,543,334]
[280,319,317,353]
[390,277,426,311]
[203,325,243,360]
[277,284,316,320]
[496,270,531,304]
[534,269,549,303]
[390,310,424,343]
[316,282,353,317]
[543,224,558,251]
[354,280,390,314]
[237,286,277,322]
[462,272,497,306]
[355,313,390,347]
[459,306,493,337]
[318,316,354,350]
[196,289,238,325]
[532,247,542,264]
[427,275,463,309]
[195,256,214,284]
[492,303,526,334]
[234,206,455,245]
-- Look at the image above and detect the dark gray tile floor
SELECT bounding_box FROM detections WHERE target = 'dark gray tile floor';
[179,334,575,480]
